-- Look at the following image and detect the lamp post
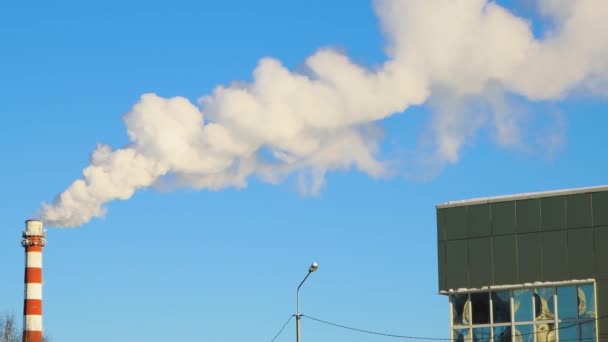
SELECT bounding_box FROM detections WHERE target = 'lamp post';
[296,262,318,342]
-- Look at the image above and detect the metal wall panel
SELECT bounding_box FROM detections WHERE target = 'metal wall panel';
[492,235,517,285]
[541,230,569,281]
[516,199,541,233]
[467,204,491,238]
[595,226,608,280]
[438,189,608,296]
[446,239,469,290]
[445,207,468,240]
[593,191,608,226]
[437,209,446,241]
[567,193,592,228]
[567,228,595,279]
[438,240,446,291]
[468,237,493,288]
[491,201,516,236]
[517,233,542,283]
[596,279,608,342]
[541,196,566,231]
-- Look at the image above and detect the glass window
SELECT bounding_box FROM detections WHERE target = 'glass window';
[578,284,595,319]
[454,328,471,342]
[493,326,510,342]
[534,288,555,321]
[449,283,597,342]
[580,320,596,342]
[560,323,578,342]
[536,322,557,342]
[558,286,578,320]
[514,289,533,322]
[491,291,511,323]
[453,294,470,325]
[513,324,534,342]
[471,293,490,324]
[473,327,491,342]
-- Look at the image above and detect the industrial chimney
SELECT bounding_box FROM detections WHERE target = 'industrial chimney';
[21,220,46,342]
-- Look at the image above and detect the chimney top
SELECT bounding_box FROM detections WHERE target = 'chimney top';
[25,220,44,235]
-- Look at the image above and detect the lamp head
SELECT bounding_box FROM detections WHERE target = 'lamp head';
[309,262,318,273]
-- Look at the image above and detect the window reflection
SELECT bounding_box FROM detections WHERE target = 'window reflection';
[578,285,595,319]
[580,321,596,342]
[534,288,555,320]
[473,327,491,342]
[492,291,511,323]
[493,326,511,342]
[454,328,471,342]
[471,293,490,324]
[513,324,534,342]
[536,323,557,342]
[450,284,597,342]
[453,294,471,325]
[558,286,578,320]
[514,289,533,322]
[560,322,578,342]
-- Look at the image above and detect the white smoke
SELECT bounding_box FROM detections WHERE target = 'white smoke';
[39,0,608,227]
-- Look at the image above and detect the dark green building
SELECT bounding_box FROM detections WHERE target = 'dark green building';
[436,186,608,342]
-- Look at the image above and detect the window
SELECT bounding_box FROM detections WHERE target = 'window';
[449,283,597,342]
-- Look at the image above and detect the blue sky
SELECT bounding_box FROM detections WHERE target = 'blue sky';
[1,0,607,341]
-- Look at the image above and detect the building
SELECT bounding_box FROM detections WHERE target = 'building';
[436,186,608,342]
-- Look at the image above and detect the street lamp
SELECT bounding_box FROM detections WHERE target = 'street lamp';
[296,262,318,342]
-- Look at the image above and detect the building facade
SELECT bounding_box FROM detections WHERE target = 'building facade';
[436,186,608,342]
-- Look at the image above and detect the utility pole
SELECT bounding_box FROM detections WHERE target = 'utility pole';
[295,262,318,342]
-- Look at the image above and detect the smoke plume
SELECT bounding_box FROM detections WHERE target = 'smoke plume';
[39,0,608,227]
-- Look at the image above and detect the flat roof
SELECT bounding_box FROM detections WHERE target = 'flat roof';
[438,278,595,295]
[436,185,608,209]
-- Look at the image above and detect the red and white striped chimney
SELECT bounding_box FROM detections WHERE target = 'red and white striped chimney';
[21,220,46,342]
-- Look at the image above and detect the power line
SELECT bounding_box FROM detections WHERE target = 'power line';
[271,314,295,342]
[301,314,450,340]
[302,314,608,341]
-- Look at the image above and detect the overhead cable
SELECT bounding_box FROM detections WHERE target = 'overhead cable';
[302,314,608,341]
[270,314,295,342]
